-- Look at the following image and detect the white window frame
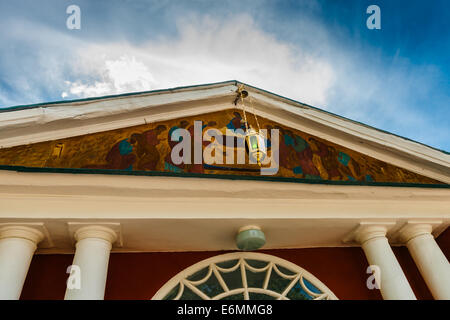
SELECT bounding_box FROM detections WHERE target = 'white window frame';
[152,252,338,300]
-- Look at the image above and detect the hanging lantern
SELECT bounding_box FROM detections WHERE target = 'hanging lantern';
[245,127,267,166]
[235,84,266,166]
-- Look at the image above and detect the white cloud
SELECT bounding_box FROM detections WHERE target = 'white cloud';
[62,15,335,106]
[63,55,156,97]
[0,11,447,150]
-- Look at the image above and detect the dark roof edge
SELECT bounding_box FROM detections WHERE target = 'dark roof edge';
[0,80,239,113]
[0,165,448,188]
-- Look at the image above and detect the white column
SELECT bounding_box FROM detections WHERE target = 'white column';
[355,225,416,300]
[398,223,450,300]
[0,226,44,300]
[64,225,117,300]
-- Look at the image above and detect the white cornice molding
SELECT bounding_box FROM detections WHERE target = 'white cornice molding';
[0,170,449,221]
[0,82,449,183]
[0,84,237,148]
[253,106,450,183]
[246,89,450,183]
[0,101,232,149]
[0,82,237,129]
[249,86,448,165]
[251,88,448,164]
[0,171,448,252]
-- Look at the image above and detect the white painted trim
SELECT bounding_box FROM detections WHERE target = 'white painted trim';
[0,101,232,149]
[0,82,449,182]
[0,85,236,148]
[1,170,449,222]
[0,169,447,252]
[0,84,236,131]
[252,107,450,183]
[151,252,338,300]
[253,89,449,165]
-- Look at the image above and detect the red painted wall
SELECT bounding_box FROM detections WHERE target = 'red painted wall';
[20,228,449,300]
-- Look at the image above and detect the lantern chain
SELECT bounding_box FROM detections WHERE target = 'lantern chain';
[249,94,261,134]
[236,84,261,133]
[240,94,249,132]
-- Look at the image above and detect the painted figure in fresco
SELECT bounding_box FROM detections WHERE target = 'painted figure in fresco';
[272,126,296,170]
[226,112,246,131]
[164,120,189,173]
[129,125,167,171]
[272,125,320,178]
[322,146,344,180]
[336,150,363,181]
[83,138,136,170]
[308,137,366,181]
[264,124,368,181]
[186,120,217,173]
[349,157,362,180]
[308,137,365,181]
[219,112,247,161]
[306,138,331,180]
[164,120,217,173]
[305,137,344,180]
[292,135,321,178]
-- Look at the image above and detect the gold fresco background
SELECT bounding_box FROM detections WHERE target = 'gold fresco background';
[0,109,442,184]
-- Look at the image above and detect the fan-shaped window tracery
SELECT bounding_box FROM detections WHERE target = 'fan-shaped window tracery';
[152,252,338,300]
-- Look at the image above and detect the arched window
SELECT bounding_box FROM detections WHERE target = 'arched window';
[152,252,338,300]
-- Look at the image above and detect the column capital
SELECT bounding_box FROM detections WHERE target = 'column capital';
[68,223,121,246]
[395,221,443,243]
[0,225,45,245]
[343,222,396,245]
[65,224,118,300]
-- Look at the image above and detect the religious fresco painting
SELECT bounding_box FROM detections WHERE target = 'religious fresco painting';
[0,109,441,184]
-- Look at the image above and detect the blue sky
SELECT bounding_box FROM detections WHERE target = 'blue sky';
[0,0,449,151]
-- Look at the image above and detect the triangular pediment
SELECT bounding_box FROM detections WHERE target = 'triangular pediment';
[0,81,448,184]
